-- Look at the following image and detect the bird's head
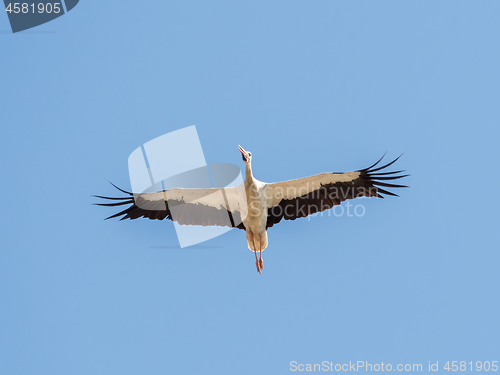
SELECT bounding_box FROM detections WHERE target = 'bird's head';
[238,145,252,164]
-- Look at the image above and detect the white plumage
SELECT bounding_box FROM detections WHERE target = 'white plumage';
[96,146,408,273]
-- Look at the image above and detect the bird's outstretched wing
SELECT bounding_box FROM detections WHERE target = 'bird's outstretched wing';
[264,154,408,228]
[95,184,247,230]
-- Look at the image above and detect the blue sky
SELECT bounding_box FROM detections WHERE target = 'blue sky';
[1,1,499,374]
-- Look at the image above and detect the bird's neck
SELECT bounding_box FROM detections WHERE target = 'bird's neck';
[244,163,254,184]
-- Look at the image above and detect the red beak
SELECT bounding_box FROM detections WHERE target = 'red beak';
[238,145,248,159]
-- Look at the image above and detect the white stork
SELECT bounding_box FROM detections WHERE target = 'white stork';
[96,146,408,273]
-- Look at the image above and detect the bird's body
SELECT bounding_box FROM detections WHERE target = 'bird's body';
[241,164,270,270]
[243,177,268,250]
[96,146,408,273]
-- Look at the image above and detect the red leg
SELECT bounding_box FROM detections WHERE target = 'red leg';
[250,231,261,274]
[254,248,261,274]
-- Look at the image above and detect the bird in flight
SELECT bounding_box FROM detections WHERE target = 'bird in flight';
[96,146,408,274]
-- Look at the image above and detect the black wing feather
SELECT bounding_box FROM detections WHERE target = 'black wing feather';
[266,155,408,228]
[95,183,245,230]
